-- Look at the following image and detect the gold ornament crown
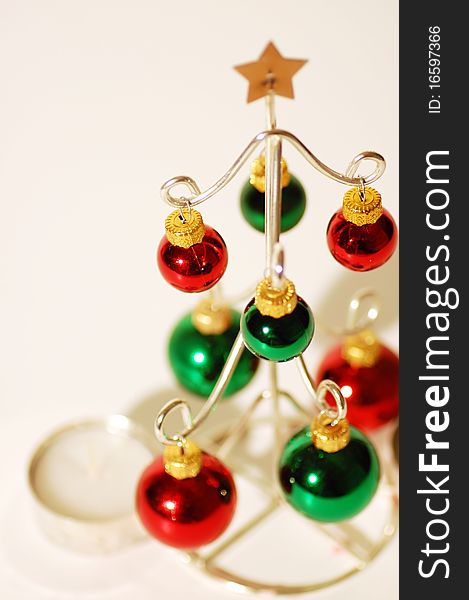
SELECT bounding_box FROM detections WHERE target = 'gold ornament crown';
[192,298,233,335]
[255,277,297,319]
[163,439,202,480]
[250,154,290,193]
[342,329,382,368]
[342,187,383,226]
[311,413,350,453]
[165,208,205,248]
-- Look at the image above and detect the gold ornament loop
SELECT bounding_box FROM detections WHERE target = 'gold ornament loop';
[165,208,205,248]
[342,186,383,226]
[178,199,192,224]
[163,439,202,480]
[358,177,367,202]
[311,413,350,453]
[255,277,297,319]
[250,154,290,193]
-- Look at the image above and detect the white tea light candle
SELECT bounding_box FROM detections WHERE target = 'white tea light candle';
[28,415,159,553]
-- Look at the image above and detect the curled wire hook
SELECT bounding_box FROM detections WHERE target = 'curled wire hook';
[316,288,380,337]
[296,357,345,422]
[345,151,386,182]
[269,242,285,290]
[315,379,347,426]
[296,356,347,426]
[161,175,201,209]
[153,333,247,447]
[154,398,194,446]
[345,288,380,335]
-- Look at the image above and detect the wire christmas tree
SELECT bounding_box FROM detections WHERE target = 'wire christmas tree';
[136,42,398,594]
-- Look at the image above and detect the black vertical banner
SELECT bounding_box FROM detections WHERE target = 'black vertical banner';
[400,3,465,597]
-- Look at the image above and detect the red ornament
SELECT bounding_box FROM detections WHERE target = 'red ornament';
[317,339,399,432]
[136,450,236,549]
[158,225,228,293]
[327,186,397,272]
[327,208,397,272]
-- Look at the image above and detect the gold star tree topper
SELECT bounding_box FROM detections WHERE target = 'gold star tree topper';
[234,42,307,103]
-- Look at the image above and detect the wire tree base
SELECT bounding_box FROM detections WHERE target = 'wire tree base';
[177,371,398,595]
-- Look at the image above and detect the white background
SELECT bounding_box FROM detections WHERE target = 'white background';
[0,1,398,598]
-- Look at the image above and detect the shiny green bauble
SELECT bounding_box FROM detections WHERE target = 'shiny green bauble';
[241,297,314,362]
[240,175,307,233]
[168,310,259,398]
[279,426,380,522]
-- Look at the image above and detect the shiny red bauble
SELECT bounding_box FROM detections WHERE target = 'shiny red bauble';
[157,226,228,292]
[136,453,237,549]
[317,343,399,431]
[326,209,397,271]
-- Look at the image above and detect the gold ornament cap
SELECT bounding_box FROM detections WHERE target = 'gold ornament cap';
[311,413,350,453]
[165,208,205,248]
[342,329,381,368]
[255,277,297,319]
[250,154,290,193]
[192,298,233,335]
[342,187,383,226]
[163,439,202,480]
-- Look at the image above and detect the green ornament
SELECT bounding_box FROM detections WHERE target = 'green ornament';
[279,425,380,522]
[241,297,314,362]
[240,175,307,233]
[168,310,259,398]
